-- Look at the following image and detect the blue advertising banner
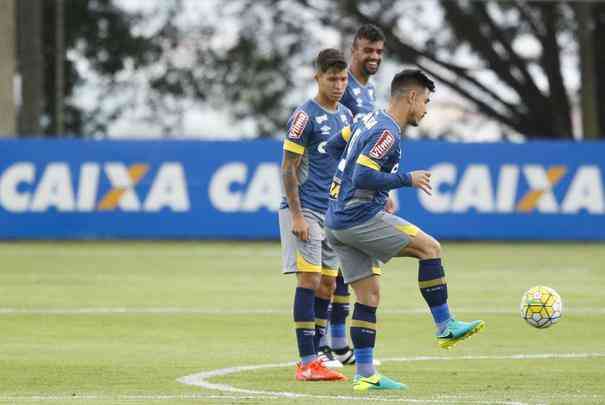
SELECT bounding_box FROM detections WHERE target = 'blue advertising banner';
[0,139,603,240]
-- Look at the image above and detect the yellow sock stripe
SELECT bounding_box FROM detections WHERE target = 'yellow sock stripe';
[341,126,352,142]
[296,253,321,273]
[350,320,377,330]
[356,154,381,171]
[372,267,382,275]
[332,295,350,304]
[315,318,328,328]
[395,224,419,237]
[295,321,316,330]
[283,139,305,155]
[418,277,447,289]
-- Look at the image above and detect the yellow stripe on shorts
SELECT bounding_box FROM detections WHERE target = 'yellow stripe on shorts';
[321,267,339,277]
[296,253,321,273]
[396,224,419,237]
[295,321,316,330]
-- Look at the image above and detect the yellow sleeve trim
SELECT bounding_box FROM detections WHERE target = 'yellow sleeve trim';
[283,139,305,155]
[341,126,352,142]
[356,154,381,171]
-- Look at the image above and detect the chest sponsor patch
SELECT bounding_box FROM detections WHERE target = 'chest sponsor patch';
[369,130,395,159]
[288,111,309,139]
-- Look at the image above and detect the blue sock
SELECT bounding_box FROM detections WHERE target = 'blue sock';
[350,303,377,377]
[314,296,330,350]
[294,287,316,364]
[330,273,350,349]
[418,259,451,333]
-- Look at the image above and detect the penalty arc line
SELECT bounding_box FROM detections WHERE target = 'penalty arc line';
[177,352,605,404]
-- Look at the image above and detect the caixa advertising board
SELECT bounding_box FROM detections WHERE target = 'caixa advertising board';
[0,139,603,240]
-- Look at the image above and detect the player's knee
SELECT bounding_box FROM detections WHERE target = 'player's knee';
[419,237,441,259]
[297,272,321,290]
[317,276,336,299]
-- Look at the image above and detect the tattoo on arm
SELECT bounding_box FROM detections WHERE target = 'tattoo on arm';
[282,150,303,216]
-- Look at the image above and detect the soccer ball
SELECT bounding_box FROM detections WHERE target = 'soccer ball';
[520,286,562,329]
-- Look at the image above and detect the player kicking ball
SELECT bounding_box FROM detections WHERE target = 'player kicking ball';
[325,69,485,391]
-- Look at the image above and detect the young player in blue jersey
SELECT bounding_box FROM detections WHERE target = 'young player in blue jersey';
[325,70,485,391]
[279,48,353,381]
[325,24,394,366]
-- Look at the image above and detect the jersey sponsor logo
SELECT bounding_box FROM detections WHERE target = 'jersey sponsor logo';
[288,111,309,139]
[315,114,328,124]
[320,125,331,135]
[369,130,395,159]
[0,162,190,213]
[419,163,605,215]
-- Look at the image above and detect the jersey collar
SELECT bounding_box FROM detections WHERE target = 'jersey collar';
[348,70,372,89]
[310,98,339,114]
[381,110,402,134]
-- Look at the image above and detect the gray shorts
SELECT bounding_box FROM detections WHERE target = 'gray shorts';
[326,211,419,283]
[279,207,339,277]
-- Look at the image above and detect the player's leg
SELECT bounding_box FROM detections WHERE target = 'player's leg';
[330,272,353,360]
[326,228,405,391]
[394,223,485,349]
[315,270,341,368]
[279,208,346,381]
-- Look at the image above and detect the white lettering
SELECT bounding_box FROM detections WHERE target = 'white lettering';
[241,163,281,212]
[452,165,494,212]
[144,163,190,212]
[419,163,456,213]
[0,163,34,212]
[30,163,75,211]
[561,166,604,214]
[209,163,247,212]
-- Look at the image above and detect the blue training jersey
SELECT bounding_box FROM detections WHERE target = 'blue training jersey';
[326,110,402,229]
[340,70,376,119]
[281,99,353,214]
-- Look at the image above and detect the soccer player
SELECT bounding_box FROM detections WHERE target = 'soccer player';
[325,69,485,391]
[325,24,393,366]
[279,48,353,381]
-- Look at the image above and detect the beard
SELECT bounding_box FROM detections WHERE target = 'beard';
[362,59,381,76]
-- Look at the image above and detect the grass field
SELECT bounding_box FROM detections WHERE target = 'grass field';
[0,241,604,405]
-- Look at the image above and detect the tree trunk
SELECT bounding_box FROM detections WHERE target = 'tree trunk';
[574,2,600,139]
[17,0,44,137]
[0,0,16,137]
[593,3,605,138]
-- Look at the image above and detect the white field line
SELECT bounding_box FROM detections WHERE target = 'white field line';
[0,394,305,402]
[1,307,603,315]
[0,249,281,258]
[177,352,605,405]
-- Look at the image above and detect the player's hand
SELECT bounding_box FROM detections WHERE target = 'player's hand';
[410,170,432,195]
[292,214,310,241]
[385,196,397,213]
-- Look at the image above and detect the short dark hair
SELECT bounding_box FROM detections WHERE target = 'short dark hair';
[353,24,385,46]
[390,69,435,97]
[315,48,347,73]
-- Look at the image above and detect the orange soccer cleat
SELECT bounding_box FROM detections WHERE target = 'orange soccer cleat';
[295,358,348,381]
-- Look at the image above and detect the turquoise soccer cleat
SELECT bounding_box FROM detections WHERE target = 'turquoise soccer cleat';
[353,374,408,392]
[437,319,485,349]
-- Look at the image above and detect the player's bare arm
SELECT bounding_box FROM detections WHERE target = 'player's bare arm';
[281,150,310,241]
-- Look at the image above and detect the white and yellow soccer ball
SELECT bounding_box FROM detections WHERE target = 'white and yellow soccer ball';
[520,286,563,329]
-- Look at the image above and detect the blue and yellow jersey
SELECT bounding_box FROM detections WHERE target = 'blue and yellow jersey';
[340,71,376,119]
[281,99,353,214]
[326,110,402,229]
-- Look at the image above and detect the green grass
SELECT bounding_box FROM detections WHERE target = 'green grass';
[0,242,603,404]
